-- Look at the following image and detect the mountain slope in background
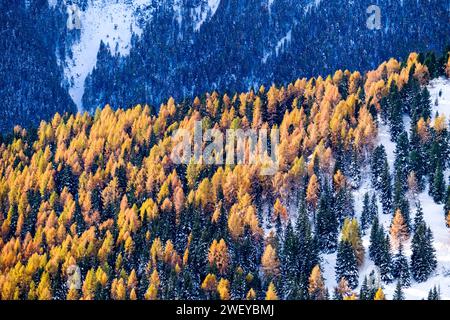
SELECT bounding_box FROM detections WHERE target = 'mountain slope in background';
[82,0,450,111]
[0,0,449,130]
[0,2,76,132]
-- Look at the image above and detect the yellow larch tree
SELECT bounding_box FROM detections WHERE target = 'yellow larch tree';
[217,278,230,300]
[374,287,386,300]
[261,244,280,279]
[265,282,278,300]
[306,174,319,210]
[208,239,230,275]
[308,265,327,300]
[390,209,409,249]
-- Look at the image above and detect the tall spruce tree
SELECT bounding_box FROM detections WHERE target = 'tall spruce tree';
[360,192,371,232]
[334,187,355,226]
[380,158,393,215]
[293,202,319,299]
[392,243,411,287]
[444,180,450,216]
[411,223,437,282]
[427,286,440,300]
[413,202,425,233]
[335,240,359,289]
[379,234,393,283]
[409,126,426,192]
[386,83,404,141]
[369,215,393,282]
[348,146,362,189]
[393,281,405,300]
[370,194,378,221]
[371,145,388,191]
[394,132,410,189]
[431,163,445,203]
[280,222,297,299]
[359,271,378,300]
[369,214,382,263]
[315,187,339,253]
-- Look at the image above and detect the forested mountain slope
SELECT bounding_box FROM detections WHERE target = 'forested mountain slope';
[0,0,448,131]
[0,2,76,132]
[82,0,450,111]
[0,52,449,300]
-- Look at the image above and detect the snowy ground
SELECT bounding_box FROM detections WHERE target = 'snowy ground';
[322,78,450,299]
[192,0,221,31]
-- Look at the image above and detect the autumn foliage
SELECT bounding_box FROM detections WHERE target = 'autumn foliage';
[0,52,434,300]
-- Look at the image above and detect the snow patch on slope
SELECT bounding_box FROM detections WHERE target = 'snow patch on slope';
[275,30,292,57]
[192,0,221,31]
[428,77,450,118]
[262,29,292,64]
[304,0,323,13]
[64,0,152,111]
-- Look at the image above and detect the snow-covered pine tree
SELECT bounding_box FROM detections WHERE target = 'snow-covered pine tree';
[380,158,393,215]
[333,186,355,226]
[413,201,425,233]
[296,205,319,298]
[335,240,359,289]
[431,163,445,203]
[411,222,437,282]
[445,180,450,217]
[393,281,405,300]
[369,214,382,263]
[280,222,297,299]
[428,121,449,198]
[371,145,388,191]
[370,213,393,283]
[348,146,361,189]
[379,234,393,283]
[359,276,369,300]
[360,192,371,232]
[386,83,404,141]
[315,189,339,253]
[359,271,378,300]
[391,243,411,287]
[427,286,440,300]
[408,125,426,193]
[370,194,378,221]
[394,131,410,189]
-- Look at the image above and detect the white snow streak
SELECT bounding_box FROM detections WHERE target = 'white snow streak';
[64,0,151,111]
[193,0,221,31]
